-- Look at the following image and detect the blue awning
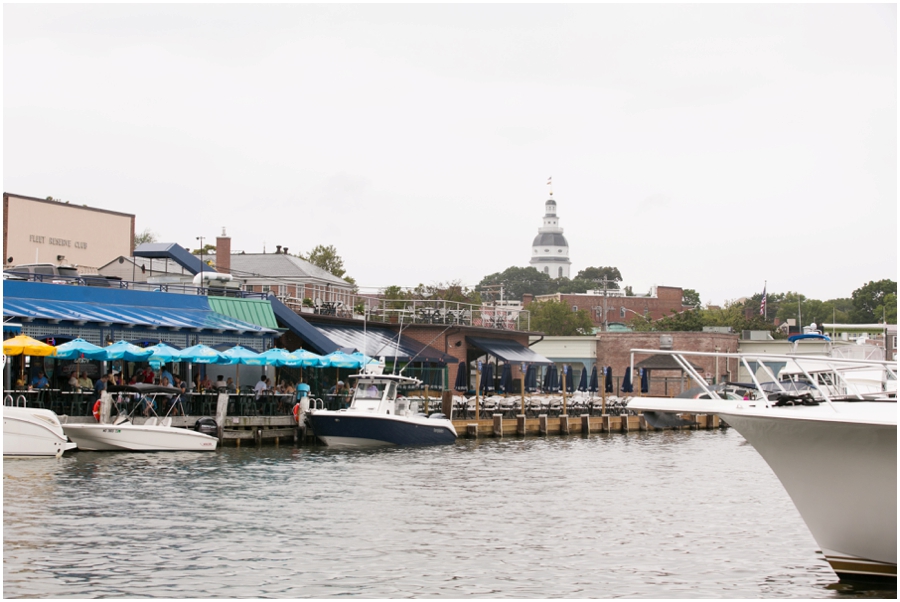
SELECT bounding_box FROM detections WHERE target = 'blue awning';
[316,324,454,363]
[3,322,22,333]
[466,336,552,365]
[3,280,274,334]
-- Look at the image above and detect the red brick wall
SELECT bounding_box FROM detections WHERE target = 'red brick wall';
[551,287,688,324]
[596,332,739,396]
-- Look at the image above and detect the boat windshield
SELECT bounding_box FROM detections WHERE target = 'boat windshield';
[356,382,386,400]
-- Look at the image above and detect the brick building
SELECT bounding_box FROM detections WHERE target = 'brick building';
[596,331,739,396]
[527,285,691,329]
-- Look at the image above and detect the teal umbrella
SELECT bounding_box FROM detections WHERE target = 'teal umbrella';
[53,338,108,360]
[145,342,181,364]
[321,350,364,369]
[177,344,224,364]
[291,349,328,368]
[220,345,266,366]
[104,340,153,362]
[259,348,304,367]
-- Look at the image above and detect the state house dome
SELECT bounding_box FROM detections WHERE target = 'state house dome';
[529,195,572,279]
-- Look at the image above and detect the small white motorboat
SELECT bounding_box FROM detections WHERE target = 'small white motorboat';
[307,373,457,448]
[62,384,218,452]
[3,404,77,458]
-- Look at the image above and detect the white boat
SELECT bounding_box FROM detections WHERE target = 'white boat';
[3,404,77,457]
[62,384,218,452]
[306,373,458,448]
[627,348,897,582]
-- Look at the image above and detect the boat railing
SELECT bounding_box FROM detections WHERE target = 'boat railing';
[628,348,897,412]
[3,394,30,407]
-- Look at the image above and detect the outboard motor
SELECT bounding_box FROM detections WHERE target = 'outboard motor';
[194,417,218,436]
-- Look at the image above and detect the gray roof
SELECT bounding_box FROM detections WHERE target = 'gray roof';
[228,253,350,286]
[532,233,569,247]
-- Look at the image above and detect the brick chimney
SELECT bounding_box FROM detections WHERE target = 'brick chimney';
[522,293,534,307]
[216,228,231,274]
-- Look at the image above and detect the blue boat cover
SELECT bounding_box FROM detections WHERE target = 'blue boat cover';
[3,281,274,334]
[466,336,552,365]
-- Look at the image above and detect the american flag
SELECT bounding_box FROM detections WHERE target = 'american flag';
[547,177,552,185]
[760,284,767,317]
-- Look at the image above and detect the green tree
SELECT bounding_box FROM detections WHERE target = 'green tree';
[478,266,555,300]
[190,243,216,255]
[135,229,158,246]
[529,299,595,336]
[682,288,701,308]
[381,285,408,310]
[851,280,897,323]
[303,245,348,279]
[408,280,481,304]
[575,266,623,288]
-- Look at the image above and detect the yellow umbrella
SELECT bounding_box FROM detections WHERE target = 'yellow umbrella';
[3,335,58,356]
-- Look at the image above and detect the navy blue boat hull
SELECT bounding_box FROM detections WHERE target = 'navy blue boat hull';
[308,413,457,447]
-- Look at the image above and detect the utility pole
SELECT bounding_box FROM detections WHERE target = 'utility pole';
[593,277,611,332]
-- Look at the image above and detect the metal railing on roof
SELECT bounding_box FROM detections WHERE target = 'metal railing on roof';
[5,272,531,331]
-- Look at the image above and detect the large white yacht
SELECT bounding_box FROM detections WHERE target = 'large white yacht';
[627,348,896,582]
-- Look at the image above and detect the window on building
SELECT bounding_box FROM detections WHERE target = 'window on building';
[543,267,549,274]
[620,307,626,318]
[261,285,271,293]
[558,267,563,278]
[572,305,578,312]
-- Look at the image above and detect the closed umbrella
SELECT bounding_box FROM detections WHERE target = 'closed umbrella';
[454,360,468,392]
[546,364,559,393]
[524,364,537,393]
[53,338,108,360]
[588,366,598,393]
[641,368,649,394]
[499,363,512,394]
[104,340,153,362]
[604,366,613,393]
[564,365,575,393]
[480,363,495,394]
[621,366,634,393]
[577,367,588,392]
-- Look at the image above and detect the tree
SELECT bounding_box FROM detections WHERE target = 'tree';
[575,266,623,288]
[135,229,158,246]
[682,288,701,308]
[408,280,481,304]
[529,299,595,336]
[190,243,216,255]
[302,245,348,278]
[477,266,555,300]
[851,280,897,323]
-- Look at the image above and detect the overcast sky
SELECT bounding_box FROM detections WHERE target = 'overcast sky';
[4,4,896,305]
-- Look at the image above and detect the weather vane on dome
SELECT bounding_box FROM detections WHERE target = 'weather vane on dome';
[547,176,553,196]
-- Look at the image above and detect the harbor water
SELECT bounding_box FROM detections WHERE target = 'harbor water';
[3,429,895,598]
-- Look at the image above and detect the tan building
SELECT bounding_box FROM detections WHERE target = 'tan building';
[3,193,135,271]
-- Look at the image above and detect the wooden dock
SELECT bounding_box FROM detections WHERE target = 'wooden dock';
[62,412,721,447]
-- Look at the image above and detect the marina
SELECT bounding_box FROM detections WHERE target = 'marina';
[3,431,894,599]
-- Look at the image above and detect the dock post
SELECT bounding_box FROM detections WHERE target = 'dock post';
[581,414,590,435]
[492,414,503,438]
[559,414,569,435]
[601,414,611,433]
[516,414,526,436]
[538,414,548,436]
[622,414,630,433]
[466,423,478,438]
[255,427,262,446]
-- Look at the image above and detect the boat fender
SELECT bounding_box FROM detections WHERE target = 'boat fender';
[92,400,102,422]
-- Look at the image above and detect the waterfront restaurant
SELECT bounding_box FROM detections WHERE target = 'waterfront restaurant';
[2,279,279,392]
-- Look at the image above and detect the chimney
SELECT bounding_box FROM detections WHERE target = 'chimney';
[276,245,282,254]
[522,293,534,307]
[216,228,231,274]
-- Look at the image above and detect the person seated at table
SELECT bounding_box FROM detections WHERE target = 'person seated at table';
[127,373,139,385]
[329,380,348,397]
[93,373,109,398]
[78,373,93,390]
[200,375,213,392]
[254,375,268,399]
[141,395,157,417]
[32,370,50,389]
[283,381,296,395]
[110,370,122,386]
[14,375,27,389]
[225,377,236,393]
[68,372,80,391]
[142,367,155,384]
